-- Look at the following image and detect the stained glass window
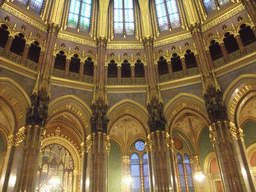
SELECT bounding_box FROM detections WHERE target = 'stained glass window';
[114,0,135,36]
[68,0,92,32]
[36,143,74,192]
[203,0,216,13]
[143,153,150,192]
[184,154,195,191]
[155,0,180,31]
[177,154,187,192]
[130,153,141,192]
[16,0,44,13]
[218,0,230,5]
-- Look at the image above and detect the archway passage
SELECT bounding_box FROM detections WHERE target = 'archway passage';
[36,143,74,192]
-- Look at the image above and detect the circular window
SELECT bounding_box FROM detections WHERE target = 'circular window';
[135,141,145,151]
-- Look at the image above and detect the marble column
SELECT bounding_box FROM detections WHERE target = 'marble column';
[181,57,188,77]
[118,66,121,85]
[81,135,92,192]
[17,84,49,191]
[89,99,109,192]
[131,65,135,85]
[3,36,14,58]
[206,50,214,69]
[37,51,44,71]
[167,61,173,80]
[65,58,71,78]
[190,27,211,74]
[89,132,109,192]
[21,44,30,65]
[79,62,85,81]
[235,35,246,56]
[147,99,176,192]
[220,43,229,63]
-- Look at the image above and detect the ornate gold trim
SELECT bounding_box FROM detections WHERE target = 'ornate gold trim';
[2,3,47,32]
[58,32,97,47]
[201,4,245,32]
[7,126,26,147]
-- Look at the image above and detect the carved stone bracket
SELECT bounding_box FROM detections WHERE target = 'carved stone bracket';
[81,134,92,153]
[229,121,245,141]
[8,127,26,147]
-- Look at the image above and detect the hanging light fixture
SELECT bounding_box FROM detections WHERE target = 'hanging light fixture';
[194,171,205,182]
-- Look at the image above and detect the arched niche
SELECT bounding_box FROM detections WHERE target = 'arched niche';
[48,95,92,139]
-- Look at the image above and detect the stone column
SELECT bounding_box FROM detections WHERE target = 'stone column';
[147,99,175,192]
[206,50,214,69]
[81,135,92,192]
[131,65,135,85]
[166,135,178,192]
[181,56,188,76]
[21,44,30,65]
[41,23,60,84]
[220,43,229,63]
[3,35,14,58]
[167,61,173,80]
[154,64,160,83]
[17,85,49,192]
[118,65,121,85]
[37,51,44,71]
[190,27,211,74]
[89,99,109,192]
[79,62,85,81]
[90,132,109,192]
[65,58,71,78]
[235,35,246,56]
[122,155,131,192]
[204,83,255,191]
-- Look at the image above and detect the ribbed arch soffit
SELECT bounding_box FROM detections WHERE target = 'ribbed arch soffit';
[164,93,209,133]
[0,77,31,132]
[48,95,92,138]
[223,74,256,127]
[107,99,149,135]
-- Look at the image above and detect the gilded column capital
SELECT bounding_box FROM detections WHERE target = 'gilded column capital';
[122,155,130,163]
[145,134,153,152]
[47,23,60,35]
[8,127,27,148]
[209,123,216,144]
[229,121,245,140]
[104,134,110,153]
[81,134,92,153]
[142,37,154,47]
[188,23,202,34]
[96,37,108,47]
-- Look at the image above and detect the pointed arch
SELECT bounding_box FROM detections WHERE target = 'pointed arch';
[223,74,256,126]
[164,93,209,133]
[48,95,92,138]
[107,99,149,134]
[0,77,31,132]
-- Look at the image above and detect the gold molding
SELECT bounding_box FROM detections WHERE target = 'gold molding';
[201,4,245,32]
[8,126,26,147]
[2,3,47,33]
[153,32,192,47]
[58,32,97,47]
[107,43,144,50]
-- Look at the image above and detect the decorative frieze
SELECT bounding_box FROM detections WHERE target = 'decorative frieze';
[107,44,144,50]
[153,33,192,47]
[58,33,97,47]
[202,4,245,32]
[2,3,47,33]
[8,127,26,147]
